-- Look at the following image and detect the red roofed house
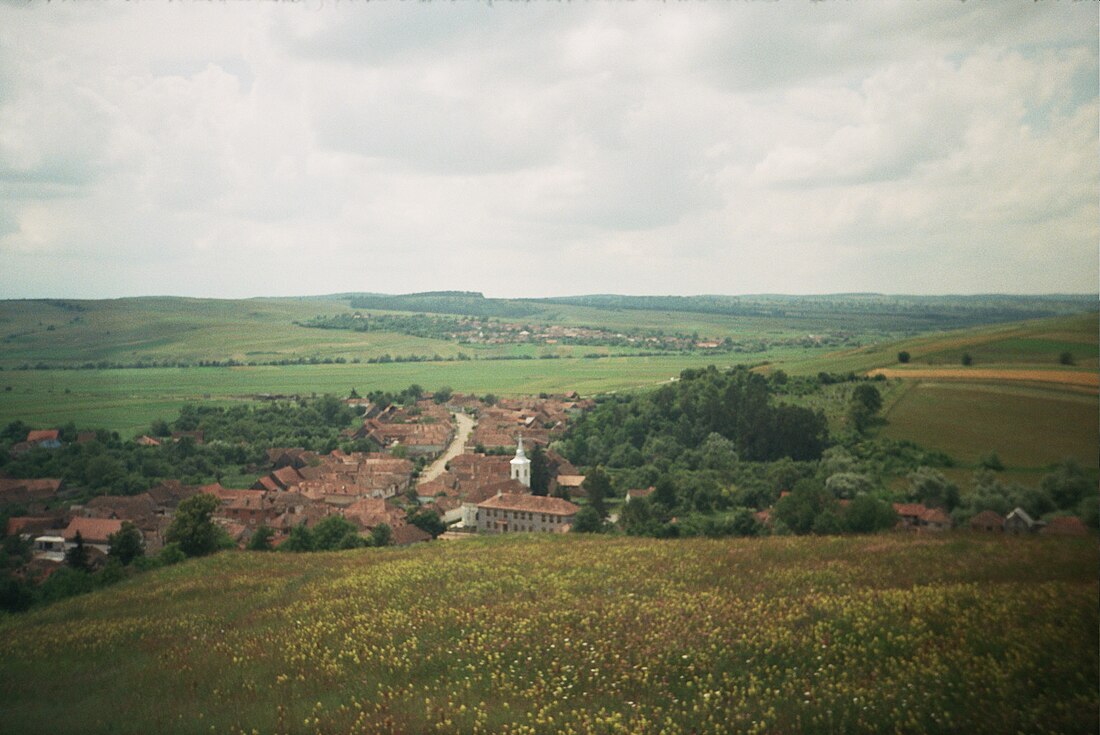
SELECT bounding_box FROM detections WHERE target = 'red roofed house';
[553,474,586,497]
[969,510,1004,533]
[918,507,952,532]
[62,517,124,554]
[26,430,61,449]
[625,486,656,503]
[477,493,579,534]
[1041,516,1089,537]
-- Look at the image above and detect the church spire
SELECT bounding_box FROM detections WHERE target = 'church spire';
[510,434,531,488]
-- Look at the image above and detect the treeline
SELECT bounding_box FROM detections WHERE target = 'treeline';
[347,291,540,318]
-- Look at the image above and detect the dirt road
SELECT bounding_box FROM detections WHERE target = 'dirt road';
[420,412,476,483]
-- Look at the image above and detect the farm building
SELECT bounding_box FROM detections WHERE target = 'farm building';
[969,510,1004,532]
[1004,507,1044,534]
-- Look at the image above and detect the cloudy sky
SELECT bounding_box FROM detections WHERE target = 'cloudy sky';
[0,1,1096,299]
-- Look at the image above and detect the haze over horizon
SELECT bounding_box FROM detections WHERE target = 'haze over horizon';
[1,1,1096,300]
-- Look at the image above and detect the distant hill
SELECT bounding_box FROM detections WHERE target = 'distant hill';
[528,293,1098,330]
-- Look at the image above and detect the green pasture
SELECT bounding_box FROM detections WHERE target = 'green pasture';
[880,380,1098,469]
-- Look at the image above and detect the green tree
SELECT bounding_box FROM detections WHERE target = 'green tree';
[165,493,224,557]
[1041,459,1091,509]
[979,451,1005,471]
[774,478,837,535]
[368,523,392,548]
[848,384,883,433]
[65,532,91,572]
[961,352,973,366]
[583,466,612,519]
[897,351,910,364]
[844,494,897,533]
[280,524,316,552]
[312,515,364,550]
[571,506,604,533]
[247,525,275,551]
[1059,351,1074,366]
[529,443,550,496]
[433,386,453,404]
[107,521,144,566]
[408,508,446,539]
[700,432,738,473]
[907,466,960,510]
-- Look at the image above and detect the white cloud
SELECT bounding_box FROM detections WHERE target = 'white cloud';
[0,1,1095,298]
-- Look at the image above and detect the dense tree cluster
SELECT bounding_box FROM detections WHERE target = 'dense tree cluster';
[560,365,829,469]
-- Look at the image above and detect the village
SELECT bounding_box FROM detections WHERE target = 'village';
[3,384,1089,576]
[2,393,604,570]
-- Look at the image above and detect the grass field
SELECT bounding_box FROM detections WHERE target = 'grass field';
[881,380,1099,468]
[0,355,744,436]
[1,534,1095,735]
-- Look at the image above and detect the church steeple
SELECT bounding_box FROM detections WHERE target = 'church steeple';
[510,435,531,488]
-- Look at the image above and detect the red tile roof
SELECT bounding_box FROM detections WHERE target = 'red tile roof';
[478,493,579,516]
[1042,516,1089,537]
[63,517,124,544]
[26,430,60,443]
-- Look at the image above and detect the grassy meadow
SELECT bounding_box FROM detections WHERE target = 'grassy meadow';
[1,534,1095,735]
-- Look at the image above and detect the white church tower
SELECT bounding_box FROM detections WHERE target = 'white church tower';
[510,435,532,488]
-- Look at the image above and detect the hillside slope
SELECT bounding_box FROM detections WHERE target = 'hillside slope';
[1,534,1095,735]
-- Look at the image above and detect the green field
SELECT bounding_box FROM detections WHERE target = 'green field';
[1,534,1094,735]
[0,356,744,436]
[881,380,1099,469]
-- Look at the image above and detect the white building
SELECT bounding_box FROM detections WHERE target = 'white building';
[477,493,579,534]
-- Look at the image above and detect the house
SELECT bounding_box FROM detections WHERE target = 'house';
[919,507,952,532]
[1041,516,1089,537]
[554,474,586,497]
[62,517,124,555]
[625,487,656,503]
[7,516,60,539]
[390,523,433,546]
[1005,507,1044,534]
[26,429,62,449]
[32,535,67,562]
[476,493,579,534]
[969,510,1004,532]
[134,435,162,447]
[0,478,62,507]
[892,503,927,530]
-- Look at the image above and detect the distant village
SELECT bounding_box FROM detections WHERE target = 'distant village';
[2,389,1090,577]
[3,393,598,571]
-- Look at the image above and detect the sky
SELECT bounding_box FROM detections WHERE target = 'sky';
[0,1,1096,300]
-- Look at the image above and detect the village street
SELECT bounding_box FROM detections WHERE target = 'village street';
[420,412,476,483]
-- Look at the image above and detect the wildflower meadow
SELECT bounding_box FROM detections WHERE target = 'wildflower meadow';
[1,534,1096,734]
